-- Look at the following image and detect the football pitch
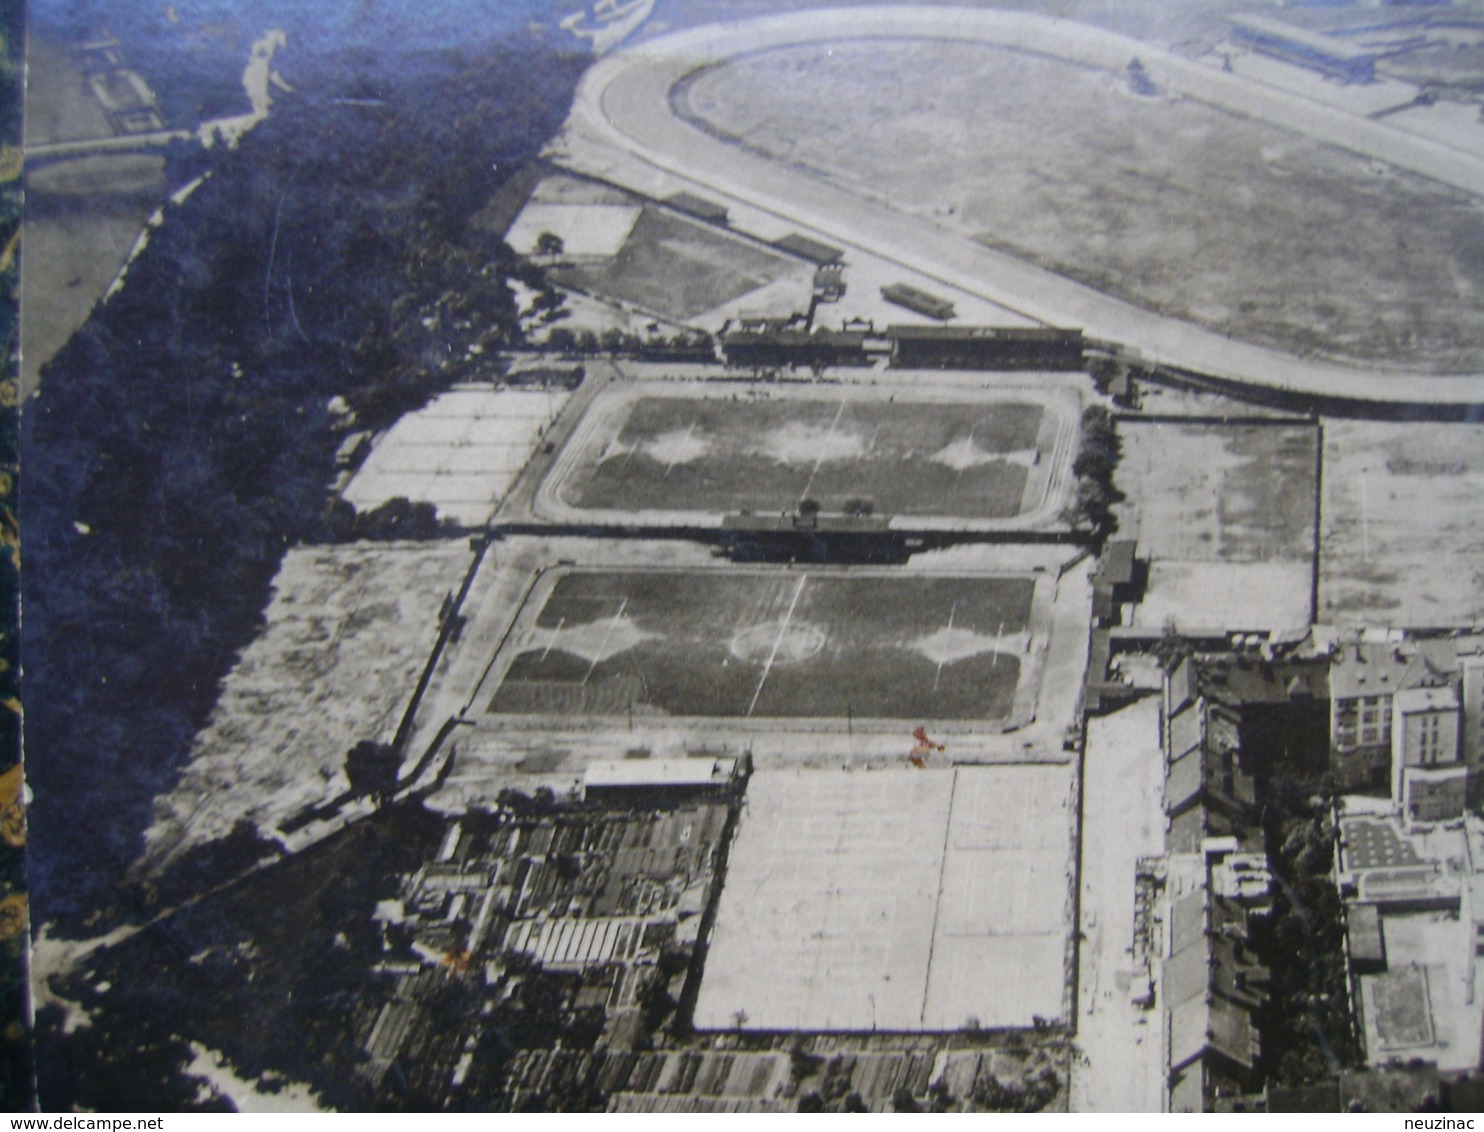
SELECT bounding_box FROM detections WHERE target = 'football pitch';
[539,385,1075,527]
[486,568,1036,721]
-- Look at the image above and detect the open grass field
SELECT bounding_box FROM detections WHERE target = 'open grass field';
[694,765,1073,1032]
[552,205,809,320]
[545,385,1071,524]
[487,568,1034,721]
[1320,420,1484,628]
[676,39,1484,373]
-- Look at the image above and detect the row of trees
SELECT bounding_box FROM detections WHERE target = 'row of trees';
[1064,404,1123,540]
[545,327,714,357]
[1251,778,1362,1087]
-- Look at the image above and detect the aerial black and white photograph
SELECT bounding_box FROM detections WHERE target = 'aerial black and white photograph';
[9,0,1484,1114]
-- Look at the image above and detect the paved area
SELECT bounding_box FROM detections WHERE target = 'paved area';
[343,387,571,525]
[553,6,1484,403]
[694,764,1073,1032]
[1070,696,1166,1113]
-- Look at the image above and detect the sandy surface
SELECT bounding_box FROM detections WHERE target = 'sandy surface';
[1071,697,1166,1112]
[1319,419,1484,628]
[141,541,475,873]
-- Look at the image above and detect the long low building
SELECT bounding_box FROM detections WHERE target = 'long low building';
[721,327,872,368]
[584,757,740,801]
[889,326,1085,371]
[1229,14,1378,84]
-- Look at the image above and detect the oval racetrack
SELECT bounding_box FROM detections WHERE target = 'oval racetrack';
[559,6,1484,405]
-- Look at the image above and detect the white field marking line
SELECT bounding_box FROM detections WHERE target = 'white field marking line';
[957,422,977,481]
[747,574,808,717]
[933,601,958,694]
[1360,474,1370,564]
[583,597,629,685]
[661,418,696,479]
[799,399,848,502]
[921,766,960,1027]
[992,620,1004,667]
[540,617,566,662]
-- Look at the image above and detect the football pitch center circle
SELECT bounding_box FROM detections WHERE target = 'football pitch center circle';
[728,620,828,665]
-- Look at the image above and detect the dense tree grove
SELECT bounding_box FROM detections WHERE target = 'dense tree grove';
[0,0,29,1111]
[1251,777,1362,1087]
[23,34,588,930]
[1065,404,1122,540]
[36,803,449,1110]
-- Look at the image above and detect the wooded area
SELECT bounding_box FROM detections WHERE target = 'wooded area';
[22,33,587,931]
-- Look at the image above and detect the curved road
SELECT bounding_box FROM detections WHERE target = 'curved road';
[560,6,1484,405]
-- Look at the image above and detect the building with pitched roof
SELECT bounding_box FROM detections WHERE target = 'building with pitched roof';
[1164,871,1271,1112]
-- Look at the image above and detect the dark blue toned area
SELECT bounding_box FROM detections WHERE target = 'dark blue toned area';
[30,0,574,125]
[21,0,587,935]
[0,0,30,1113]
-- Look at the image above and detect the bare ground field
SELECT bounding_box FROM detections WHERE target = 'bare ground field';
[1320,420,1484,628]
[1116,421,1316,563]
[140,541,475,874]
[1116,421,1316,631]
[675,39,1484,373]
